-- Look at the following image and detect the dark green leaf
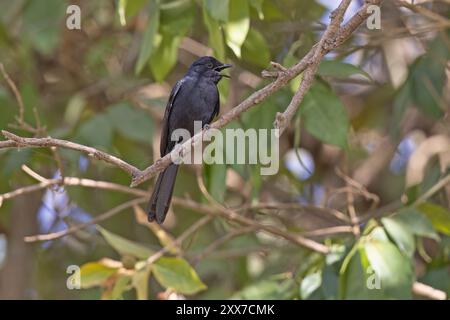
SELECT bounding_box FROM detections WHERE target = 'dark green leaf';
[76,114,113,149]
[149,35,181,82]
[300,80,349,148]
[203,6,225,60]
[107,102,153,143]
[242,29,270,68]
[318,60,372,81]
[135,1,160,74]
[203,163,227,202]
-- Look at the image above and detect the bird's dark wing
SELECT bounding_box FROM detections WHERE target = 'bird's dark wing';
[207,94,220,124]
[160,79,184,156]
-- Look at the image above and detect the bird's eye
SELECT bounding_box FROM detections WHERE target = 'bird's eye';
[207,62,214,68]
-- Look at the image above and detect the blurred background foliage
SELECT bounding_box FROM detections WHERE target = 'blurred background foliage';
[0,0,449,300]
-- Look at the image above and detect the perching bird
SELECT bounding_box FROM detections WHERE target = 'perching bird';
[147,56,232,224]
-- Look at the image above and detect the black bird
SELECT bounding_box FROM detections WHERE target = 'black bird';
[147,56,232,224]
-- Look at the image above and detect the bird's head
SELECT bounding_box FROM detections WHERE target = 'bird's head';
[188,56,232,84]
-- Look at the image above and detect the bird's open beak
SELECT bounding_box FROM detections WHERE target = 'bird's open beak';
[215,64,232,78]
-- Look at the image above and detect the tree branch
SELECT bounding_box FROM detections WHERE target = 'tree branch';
[0,0,383,189]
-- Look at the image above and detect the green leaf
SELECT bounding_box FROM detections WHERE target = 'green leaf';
[418,202,450,235]
[22,0,65,55]
[224,0,250,57]
[231,279,296,299]
[394,207,439,240]
[300,80,349,148]
[132,262,151,300]
[241,29,270,68]
[64,94,86,127]
[408,37,449,118]
[118,0,127,26]
[203,0,229,22]
[318,60,372,81]
[203,163,227,202]
[249,0,264,19]
[149,34,181,82]
[106,102,153,143]
[124,0,148,21]
[160,0,194,36]
[151,257,207,295]
[111,274,132,299]
[364,239,413,299]
[300,272,322,299]
[135,1,160,74]
[382,217,415,257]
[340,247,384,299]
[80,261,118,289]
[98,226,153,259]
[203,6,225,61]
[76,114,113,149]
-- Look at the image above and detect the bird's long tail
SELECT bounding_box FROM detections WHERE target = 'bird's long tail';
[147,164,179,224]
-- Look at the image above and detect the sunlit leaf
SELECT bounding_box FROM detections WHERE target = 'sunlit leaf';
[151,257,207,295]
[418,202,450,235]
[224,0,250,57]
[364,239,413,299]
[382,217,415,257]
[300,272,322,299]
[80,261,119,289]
